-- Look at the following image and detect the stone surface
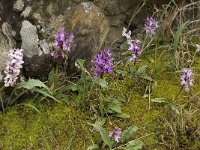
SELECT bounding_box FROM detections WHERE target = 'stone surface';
[13,0,24,12]
[39,39,50,54]
[29,1,111,74]
[23,55,54,80]
[20,20,41,57]
[67,2,110,73]
[2,22,16,48]
[21,6,32,18]
[0,0,194,82]
[0,22,16,81]
[110,13,127,27]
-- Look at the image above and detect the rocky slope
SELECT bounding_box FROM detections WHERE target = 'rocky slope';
[0,0,190,82]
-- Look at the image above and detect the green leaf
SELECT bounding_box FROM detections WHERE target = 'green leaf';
[95,117,106,126]
[121,50,132,56]
[173,22,188,51]
[16,79,51,93]
[95,78,108,88]
[116,95,127,103]
[151,98,166,103]
[75,59,90,75]
[124,140,144,150]
[114,113,130,119]
[120,42,129,50]
[87,144,99,150]
[66,84,78,91]
[55,93,69,101]
[152,81,158,91]
[143,94,149,98]
[48,69,56,87]
[108,102,122,113]
[140,75,153,81]
[136,65,147,75]
[170,103,180,115]
[121,126,139,142]
[14,79,59,103]
[90,123,112,149]
[33,88,60,103]
[116,70,127,77]
[106,98,122,114]
[147,45,169,53]
[76,59,85,70]
[130,65,136,75]
[17,103,41,113]
[146,56,155,63]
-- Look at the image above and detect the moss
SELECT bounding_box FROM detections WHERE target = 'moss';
[0,55,199,149]
[0,103,93,149]
[106,75,166,148]
[105,58,200,149]
[155,77,186,104]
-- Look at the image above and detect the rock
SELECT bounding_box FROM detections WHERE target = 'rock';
[1,0,21,41]
[94,0,137,15]
[2,22,16,48]
[67,2,110,73]
[23,55,54,80]
[0,74,3,82]
[21,6,32,18]
[0,22,16,81]
[110,13,127,27]
[105,26,124,60]
[0,47,8,82]
[105,27,123,44]
[119,0,136,13]
[13,0,24,12]
[94,0,121,15]
[20,21,53,80]
[146,0,183,5]
[32,13,43,25]
[20,20,41,57]
[31,1,111,74]
[39,39,50,54]
[0,0,194,83]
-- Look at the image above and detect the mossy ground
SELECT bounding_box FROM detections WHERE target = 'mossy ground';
[0,64,199,150]
[0,103,93,149]
[0,57,199,150]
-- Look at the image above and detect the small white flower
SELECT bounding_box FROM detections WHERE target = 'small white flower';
[195,44,200,52]
[122,27,132,46]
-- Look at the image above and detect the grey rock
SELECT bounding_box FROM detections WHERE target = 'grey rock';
[39,40,50,54]
[94,0,136,15]
[0,74,3,81]
[32,13,43,25]
[67,2,110,74]
[13,0,24,12]
[23,54,54,81]
[106,27,123,45]
[0,49,9,81]
[110,14,127,27]
[21,6,32,18]
[0,22,16,82]
[2,22,16,48]
[20,20,41,57]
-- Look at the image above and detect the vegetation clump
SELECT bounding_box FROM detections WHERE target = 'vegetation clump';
[0,1,200,149]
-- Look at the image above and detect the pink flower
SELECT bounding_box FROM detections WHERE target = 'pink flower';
[4,49,24,87]
[180,68,193,92]
[109,127,122,143]
[129,40,141,62]
[144,17,159,37]
[51,28,74,58]
[93,49,113,77]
